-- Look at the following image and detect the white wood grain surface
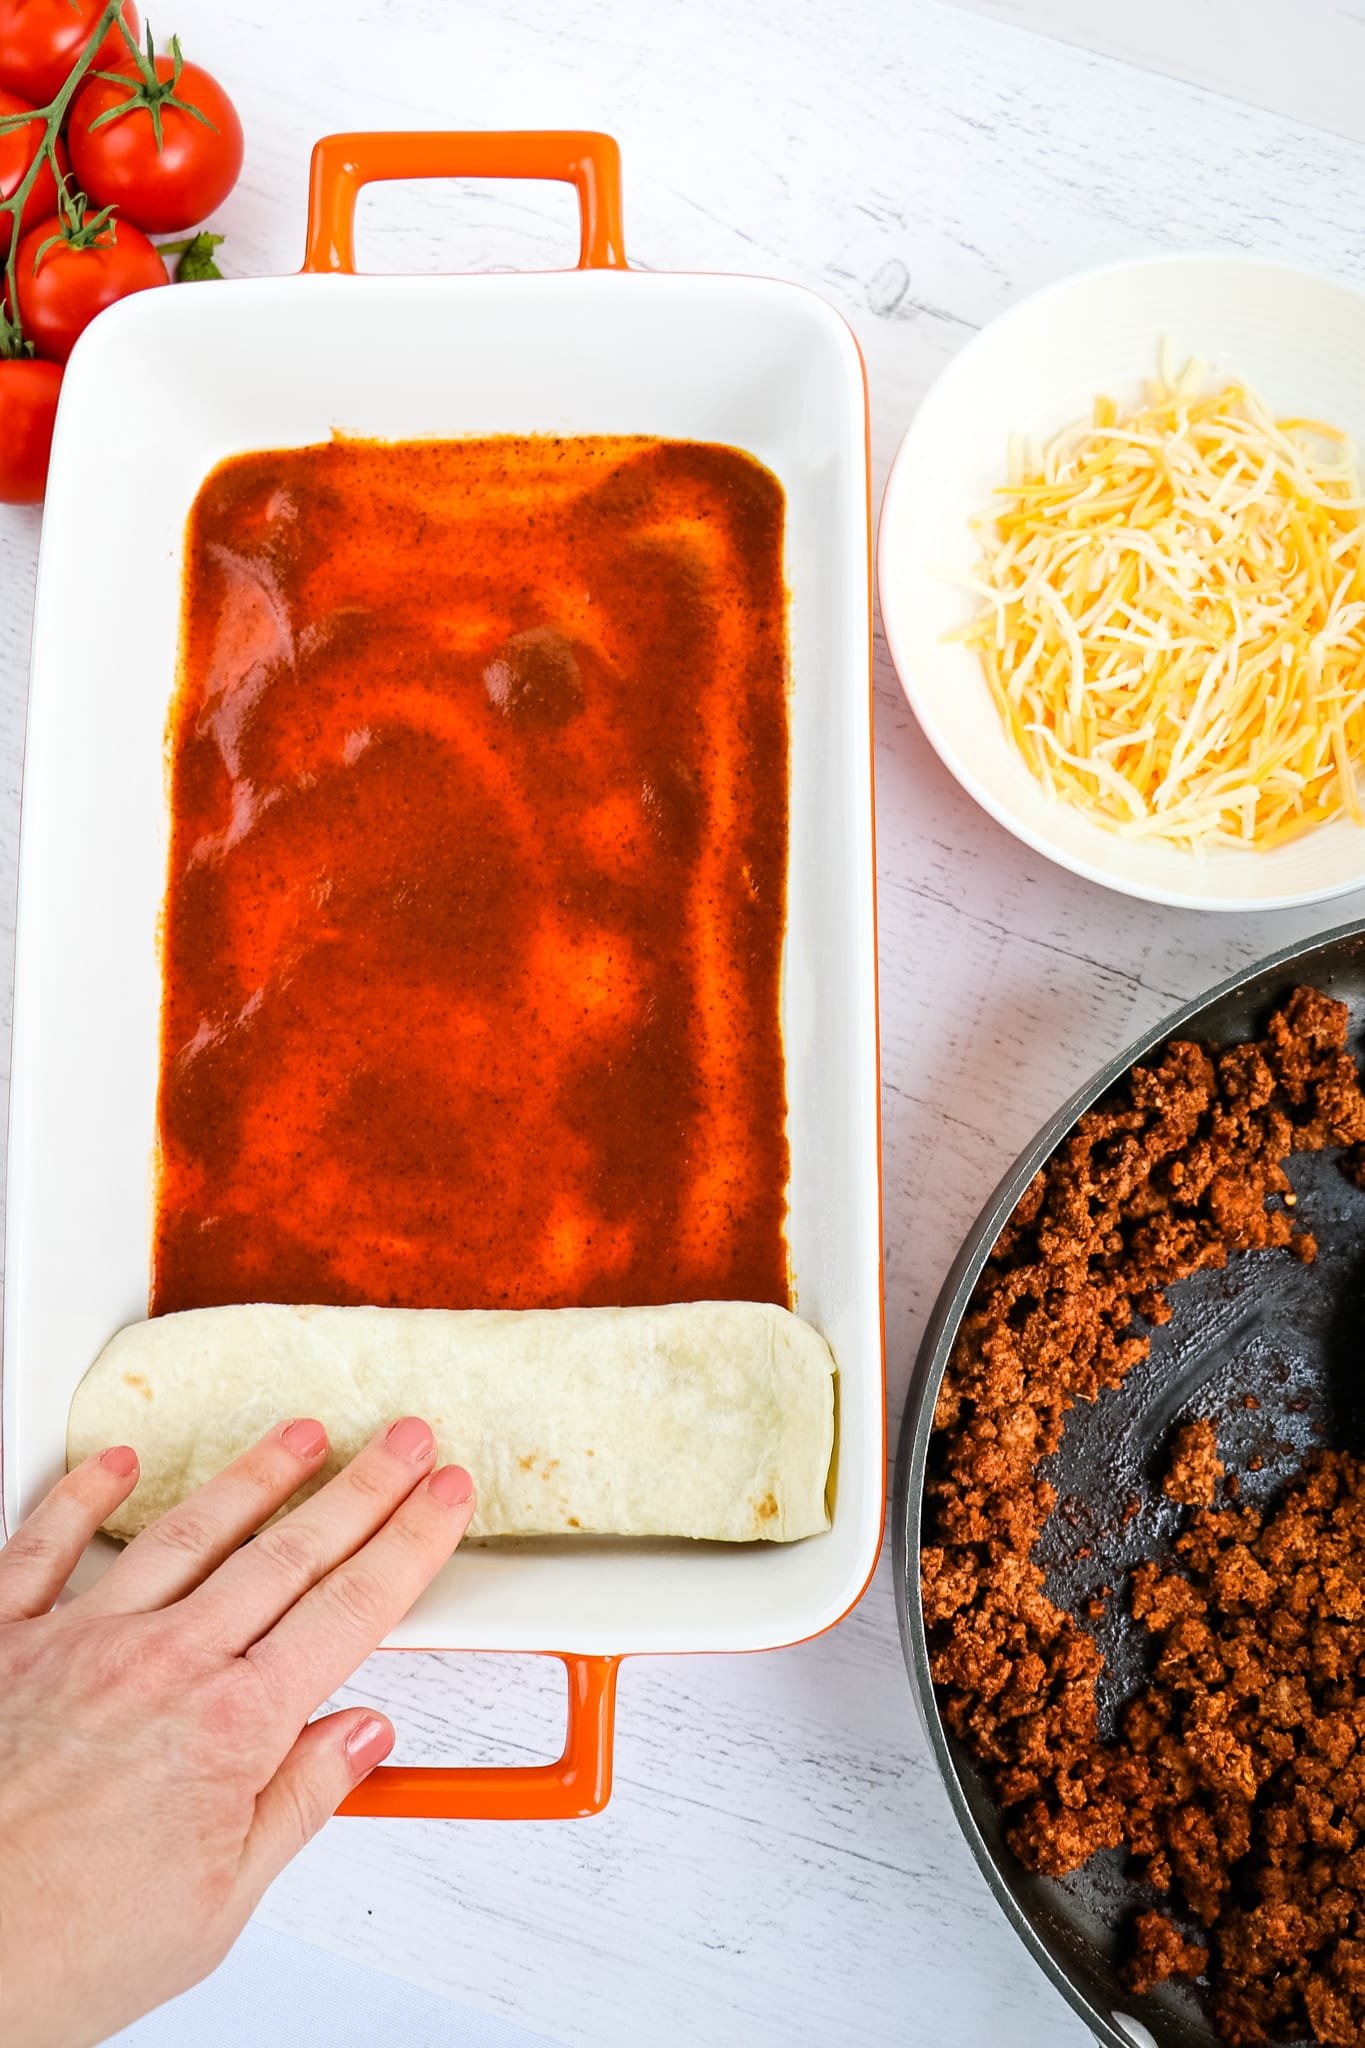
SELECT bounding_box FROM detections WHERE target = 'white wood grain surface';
[4,2,1365,2042]
[948,0,1365,149]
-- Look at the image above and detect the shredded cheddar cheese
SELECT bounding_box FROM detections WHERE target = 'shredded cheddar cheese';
[957,350,1365,849]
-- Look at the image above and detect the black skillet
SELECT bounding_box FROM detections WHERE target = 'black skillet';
[893,915,1365,2048]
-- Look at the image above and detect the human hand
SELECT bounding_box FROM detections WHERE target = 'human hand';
[0,1416,475,2048]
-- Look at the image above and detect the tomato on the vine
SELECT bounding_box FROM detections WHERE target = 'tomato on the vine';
[68,34,241,235]
[0,1,139,109]
[0,355,60,502]
[15,205,165,361]
[0,88,67,255]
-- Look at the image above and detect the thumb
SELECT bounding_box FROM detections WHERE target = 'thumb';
[243,1708,394,1895]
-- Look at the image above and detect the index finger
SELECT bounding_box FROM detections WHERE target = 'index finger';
[246,1463,475,1725]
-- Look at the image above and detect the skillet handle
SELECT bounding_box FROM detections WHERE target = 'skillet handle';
[337,1654,621,1820]
[301,129,627,275]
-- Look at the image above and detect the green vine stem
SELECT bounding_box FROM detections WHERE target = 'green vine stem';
[0,0,127,359]
[88,23,217,151]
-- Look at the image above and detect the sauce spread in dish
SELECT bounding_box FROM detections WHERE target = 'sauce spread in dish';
[152,435,791,1315]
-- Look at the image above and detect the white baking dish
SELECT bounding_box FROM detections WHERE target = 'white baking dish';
[0,133,881,1818]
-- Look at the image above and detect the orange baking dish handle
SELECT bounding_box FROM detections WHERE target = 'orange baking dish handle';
[301,129,627,275]
[338,1654,621,1820]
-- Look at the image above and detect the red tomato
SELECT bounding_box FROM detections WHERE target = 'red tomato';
[0,354,60,502]
[68,51,242,234]
[0,89,67,256]
[14,211,165,361]
[0,1,139,108]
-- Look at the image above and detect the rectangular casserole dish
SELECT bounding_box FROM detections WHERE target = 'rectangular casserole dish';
[0,131,883,1818]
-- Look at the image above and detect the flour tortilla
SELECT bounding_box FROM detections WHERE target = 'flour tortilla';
[67,1300,835,1543]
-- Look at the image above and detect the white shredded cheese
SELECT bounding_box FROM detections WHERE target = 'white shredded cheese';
[955,356,1365,849]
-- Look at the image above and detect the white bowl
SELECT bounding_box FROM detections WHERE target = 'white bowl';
[878,253,1365,911]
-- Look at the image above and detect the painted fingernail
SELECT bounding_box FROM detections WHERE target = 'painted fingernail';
[385,1416,434,1463]
[281,1417,327,1461]
[343,1714,394,1774]
[428,1464,475,1508]
[99,1445,138,1478]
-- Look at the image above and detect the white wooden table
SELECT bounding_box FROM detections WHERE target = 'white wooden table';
[5,2,1365,2041]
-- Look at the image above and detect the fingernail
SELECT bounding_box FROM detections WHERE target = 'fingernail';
[281,1417,327,1461]
[385,1416,434,1463]
[99,1445,138,1478]
[428,1464,475,1508]
[344,1714,394,1774]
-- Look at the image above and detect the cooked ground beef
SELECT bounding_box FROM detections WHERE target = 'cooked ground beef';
[921,987,1365,2047]
[1164,1419,1225,1509]
[1128,1908,1210,1997]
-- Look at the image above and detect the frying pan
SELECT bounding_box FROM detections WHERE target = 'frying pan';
[893,914,1365,2048]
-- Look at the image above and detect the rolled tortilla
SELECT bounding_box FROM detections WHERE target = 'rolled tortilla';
[67,1300,835,1543]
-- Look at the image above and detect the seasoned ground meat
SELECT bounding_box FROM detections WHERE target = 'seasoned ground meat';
[921,987,1365,2047]
[1128,1908,1210,1996]
[1164,1418,1225,1508]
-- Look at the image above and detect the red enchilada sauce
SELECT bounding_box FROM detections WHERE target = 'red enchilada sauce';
[152,436,791,1315]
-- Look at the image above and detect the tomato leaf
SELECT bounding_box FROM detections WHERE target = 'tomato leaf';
[165,230,224,282]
